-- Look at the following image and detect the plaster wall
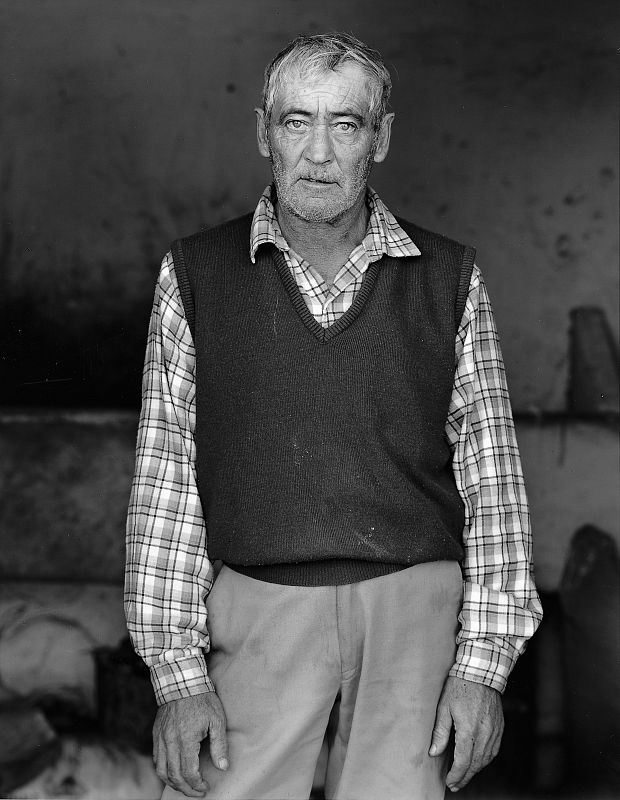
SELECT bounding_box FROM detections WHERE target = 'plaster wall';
[1,0,618,408]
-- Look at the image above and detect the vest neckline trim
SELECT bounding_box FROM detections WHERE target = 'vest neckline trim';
[267,247,386,343]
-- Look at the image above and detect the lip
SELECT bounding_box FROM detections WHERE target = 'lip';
[299,178,336,186]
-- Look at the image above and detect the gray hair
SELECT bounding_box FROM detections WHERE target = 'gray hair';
[261,33,392,131]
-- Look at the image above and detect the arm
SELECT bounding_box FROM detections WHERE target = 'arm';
[125,251,213,703]
[124,253,227,796]
[430,264,543,790]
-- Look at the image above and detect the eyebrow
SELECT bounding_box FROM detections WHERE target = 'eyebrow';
[278,108,367,126]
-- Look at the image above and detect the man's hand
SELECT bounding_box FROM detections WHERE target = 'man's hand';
[429,676,504,792]
[153,691,229,798]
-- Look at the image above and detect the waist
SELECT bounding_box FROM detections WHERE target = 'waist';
[223,558,456,587]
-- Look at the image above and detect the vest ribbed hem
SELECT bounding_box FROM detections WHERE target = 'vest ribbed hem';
[224,559,411,586]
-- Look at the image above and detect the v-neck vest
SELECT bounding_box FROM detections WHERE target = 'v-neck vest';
[171,213,475,586]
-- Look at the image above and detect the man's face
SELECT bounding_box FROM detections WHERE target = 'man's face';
[256,62,393,224]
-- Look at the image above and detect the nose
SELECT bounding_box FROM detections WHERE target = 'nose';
[304,124,334,165]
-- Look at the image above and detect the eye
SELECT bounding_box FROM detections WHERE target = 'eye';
[335,121,357,133]
[284,119,307,131]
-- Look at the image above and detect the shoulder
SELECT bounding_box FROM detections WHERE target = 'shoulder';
[394,217,477,287]
[395,216,474,256]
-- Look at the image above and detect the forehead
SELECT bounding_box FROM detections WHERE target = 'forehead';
[273,61,375,117]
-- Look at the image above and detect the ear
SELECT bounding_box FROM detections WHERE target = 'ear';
[373,112,395,163]
[255,108,271,158]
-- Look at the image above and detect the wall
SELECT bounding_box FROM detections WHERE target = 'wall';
[1,0,618,408]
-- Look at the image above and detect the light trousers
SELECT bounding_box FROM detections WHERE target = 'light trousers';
[162,560,462,800]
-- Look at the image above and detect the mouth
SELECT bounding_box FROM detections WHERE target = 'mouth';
[299,177,337,186]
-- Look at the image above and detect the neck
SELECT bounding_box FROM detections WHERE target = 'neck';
[275,191,370,284]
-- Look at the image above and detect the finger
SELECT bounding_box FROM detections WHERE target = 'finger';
[209,711,229,771]
[153,736,169,787]
[166,738,207,798]
[486,720,503,765]
[479,712,503,770]
[180,741,209,794]
[477,736,495,773]
[452,714,502,792]
[445,731,474,791]
[429,699,453,756]
[451,733,489,790]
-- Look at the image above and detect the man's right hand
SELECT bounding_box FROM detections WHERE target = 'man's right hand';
[153,691,229,798]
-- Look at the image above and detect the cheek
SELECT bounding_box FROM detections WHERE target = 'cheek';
[271,134,305,162]
[337,151,373,182]
[333,139,375,171]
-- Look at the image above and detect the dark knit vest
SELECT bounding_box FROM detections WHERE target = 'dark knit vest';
[171,213,475,586]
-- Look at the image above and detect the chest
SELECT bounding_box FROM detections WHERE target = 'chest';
[193,253,457,416]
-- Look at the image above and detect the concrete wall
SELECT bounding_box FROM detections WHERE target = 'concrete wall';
[1,0,618,408]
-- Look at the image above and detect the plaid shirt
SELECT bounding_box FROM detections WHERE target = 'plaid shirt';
[125,186,542,704]
[250,187,420,326]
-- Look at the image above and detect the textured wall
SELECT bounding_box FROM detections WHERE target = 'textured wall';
[0,412,135,581]
[1,0,618,408]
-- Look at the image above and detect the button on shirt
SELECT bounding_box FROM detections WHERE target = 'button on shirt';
[125,186,543,705]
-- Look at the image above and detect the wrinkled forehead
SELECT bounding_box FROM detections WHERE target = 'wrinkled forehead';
[272,61,376,118]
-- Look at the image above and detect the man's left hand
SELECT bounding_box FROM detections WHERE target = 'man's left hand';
[428,676,504,792]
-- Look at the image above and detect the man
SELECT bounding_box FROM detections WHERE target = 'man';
[125,33,542,800]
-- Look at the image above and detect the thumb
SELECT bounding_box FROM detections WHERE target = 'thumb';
[429,698,453,757]
[209,716,229,771]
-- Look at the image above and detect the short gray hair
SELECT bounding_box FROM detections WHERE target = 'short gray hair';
[261,33,392,131]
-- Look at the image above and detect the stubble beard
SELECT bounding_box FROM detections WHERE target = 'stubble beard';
[268,141,377,225]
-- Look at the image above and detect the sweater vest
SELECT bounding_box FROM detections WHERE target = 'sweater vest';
[171,213,475,586]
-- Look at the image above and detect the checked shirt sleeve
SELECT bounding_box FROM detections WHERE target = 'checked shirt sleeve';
[125,252,215,706]
[446,265,543,693]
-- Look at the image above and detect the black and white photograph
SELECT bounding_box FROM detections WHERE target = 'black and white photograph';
[0,2,618,799]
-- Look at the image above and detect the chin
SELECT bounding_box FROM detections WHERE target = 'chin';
[283,191,351,224]
[293,206,344,223]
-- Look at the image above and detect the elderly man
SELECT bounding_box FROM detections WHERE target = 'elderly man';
[125,33,542,800]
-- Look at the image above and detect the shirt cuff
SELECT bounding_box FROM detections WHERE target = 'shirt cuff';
[149,654,216,706]
[449,637,521,694]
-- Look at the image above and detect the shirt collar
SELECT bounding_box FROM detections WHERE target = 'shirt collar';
[249,184,420,263]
